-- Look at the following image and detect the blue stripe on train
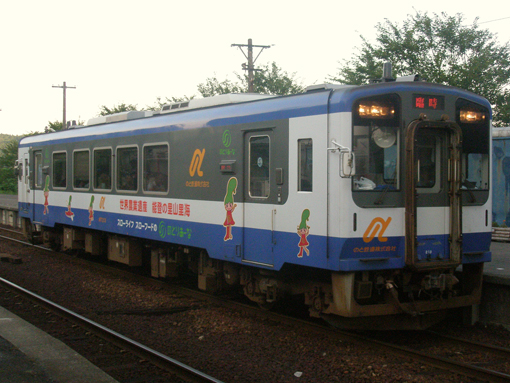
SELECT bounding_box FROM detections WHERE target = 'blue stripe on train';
[22,202,491,271]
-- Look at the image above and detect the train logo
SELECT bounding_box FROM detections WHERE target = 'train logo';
[223,177,238,241]
[189,149,205,177]
[363,217,392,243]
[222,130,232,147]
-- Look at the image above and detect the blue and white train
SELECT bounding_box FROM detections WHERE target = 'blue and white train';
[17,67,492,329]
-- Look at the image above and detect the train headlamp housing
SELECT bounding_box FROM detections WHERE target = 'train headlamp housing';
[358,101,395,119]
[459,107,486,123]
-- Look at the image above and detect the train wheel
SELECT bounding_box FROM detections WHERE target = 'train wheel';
[26,222,35,244]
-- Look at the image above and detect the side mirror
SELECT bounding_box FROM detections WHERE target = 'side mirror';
[341,151,355,178]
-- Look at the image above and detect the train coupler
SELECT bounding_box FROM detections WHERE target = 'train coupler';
[386,281,420,317]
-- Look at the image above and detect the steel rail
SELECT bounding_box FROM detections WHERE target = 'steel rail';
[0,277,223,383]
[426,330,510,359]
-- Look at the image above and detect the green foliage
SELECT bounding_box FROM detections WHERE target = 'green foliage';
[45,119,86,133]
[329,11,510,126]
[197,62,305,97]
[197,77,244,98]
[101,62,303,114]
[0,139,19,194]
[146,96,195,111]
[98,103,138,116]
[252,62,305,95]
[45,120,64,132]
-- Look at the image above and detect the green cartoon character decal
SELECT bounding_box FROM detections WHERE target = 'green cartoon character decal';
[223,177,238,241]
[88,195,95,226]
[297,209,310,257]
[65,195,75,221]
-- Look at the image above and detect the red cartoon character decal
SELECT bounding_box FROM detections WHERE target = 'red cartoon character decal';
[297,209,310,257]
[43,175,50,215]
[65,195,75,221]
[88,195,95,226]
[223,177,238,241]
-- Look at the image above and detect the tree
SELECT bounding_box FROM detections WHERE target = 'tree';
[98,103,138,116]
[329,12,510,126]
[0,139,19,193]
[146,96,195,111]
[197,62,305,97]
[45,119,86,133]
[45,120,64,133]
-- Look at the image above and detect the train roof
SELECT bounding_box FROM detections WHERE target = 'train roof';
[19,81,492,148]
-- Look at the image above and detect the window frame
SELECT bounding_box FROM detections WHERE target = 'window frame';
[142,142,169,195]
[93,147,113,192]
[116,145,139,193]
[248,135,271,199]
[73,149,90,191]
[34,151,43,188]
[298,138,313,192]
[52,151,67,190]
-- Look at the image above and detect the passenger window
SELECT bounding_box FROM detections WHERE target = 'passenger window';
[249,135,270,198]
[53,152,67,189]
[117,147,138,192]
[34,152,43,188]
[143,144,168,193]
[94,148,112,190]
[298,139,313,191]
[73,150,90,189]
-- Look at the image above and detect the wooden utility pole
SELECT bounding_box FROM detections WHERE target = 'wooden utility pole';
[231,39,272,93]
[52,82,76,129]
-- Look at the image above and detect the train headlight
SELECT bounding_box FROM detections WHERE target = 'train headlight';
[460,108,485,123]
[358,101,395,119]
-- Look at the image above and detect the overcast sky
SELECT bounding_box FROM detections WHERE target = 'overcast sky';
[1,0,509,136]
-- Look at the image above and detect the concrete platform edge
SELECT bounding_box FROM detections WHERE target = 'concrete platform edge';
[0,306,118,383]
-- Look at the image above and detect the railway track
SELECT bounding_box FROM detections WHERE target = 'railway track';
[2,228,510,382]
[0,276,223,383]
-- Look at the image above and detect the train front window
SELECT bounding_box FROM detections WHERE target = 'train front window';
[416,134,440,191]
[352,125,399,191]
[456,99,490,191]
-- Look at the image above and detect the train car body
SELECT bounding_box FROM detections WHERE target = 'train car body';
[17,75,492,329]
[492,127,510,226]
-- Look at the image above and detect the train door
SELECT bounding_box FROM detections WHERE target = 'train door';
[32,150,44,222]
[405,121,462,268]
[242,130,277,267]
[19,152,31,207]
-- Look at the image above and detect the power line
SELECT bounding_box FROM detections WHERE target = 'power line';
[478,16,510,25]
